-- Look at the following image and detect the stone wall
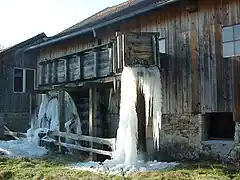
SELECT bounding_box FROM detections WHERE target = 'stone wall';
[159,113,202,160]
[157,113,240,162]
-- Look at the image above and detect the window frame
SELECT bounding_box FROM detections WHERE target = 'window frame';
[158,37,166,54]
[222,24,240,57]
[13,68,36,93]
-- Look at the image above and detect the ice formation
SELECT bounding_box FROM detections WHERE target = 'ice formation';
[0,90,82,158]
[70,65,178,174]
[108,65,162,166]
[27,91,82,145]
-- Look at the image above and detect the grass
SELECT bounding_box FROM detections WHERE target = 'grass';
[0,155,239,180]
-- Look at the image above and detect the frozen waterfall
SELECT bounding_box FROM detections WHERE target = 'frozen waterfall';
[106,65,162,167]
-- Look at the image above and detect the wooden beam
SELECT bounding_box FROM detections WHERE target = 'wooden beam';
[93,51,98,78]
[64,59,68,82]
[109,47,113,74]
[4,130,27,139]
[42,139,113,157]
[77,55,82,80]
[116,32,123,71]
[152,35,157,66]
[4,126,20,140]
[38,42,113,65]
[39,64,43,85]
[89,88,98,160]
[52,61,56,84]
[36,74,121,92]
[58,91,65,152]
[50,131,115,149]
[112,40,117,73]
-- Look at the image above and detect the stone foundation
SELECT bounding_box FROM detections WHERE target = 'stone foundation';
[157,113,240,162]
[159,113,202,160]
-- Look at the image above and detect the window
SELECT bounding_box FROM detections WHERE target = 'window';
[222,24,240,57]
[13,68,35,93]
[14,69,24,92]
[159,38,166,53]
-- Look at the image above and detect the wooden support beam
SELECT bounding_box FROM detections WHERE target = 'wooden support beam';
[112,40,117,73]
[77,55,82,80]
[116,32,123,71]
[64,59,68,82]
[109,47,113,74]
[93,51,98,78]
[58,91,65,152]
[152,35,158,66]
[89,88,97,160]
[52,61,56,84]
[39,64,43,85]
[46,63,51,84]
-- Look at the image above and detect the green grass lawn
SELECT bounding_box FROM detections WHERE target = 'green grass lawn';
[0,156,239,180]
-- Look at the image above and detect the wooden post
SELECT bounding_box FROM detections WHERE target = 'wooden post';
[58,91,65,153]
[93,51,98,78]
[112,40,117,73]
[77,55,82,80]
[46,63,51,84]
[108,46,113,74]
[39,64,43,85]
[89,88,97,160]
[52,61,56,84]
[64,59,68,82]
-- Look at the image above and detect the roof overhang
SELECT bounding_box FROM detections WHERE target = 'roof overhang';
[26,0,181,52]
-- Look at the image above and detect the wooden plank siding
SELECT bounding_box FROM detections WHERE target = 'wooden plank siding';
[38,0,240,120]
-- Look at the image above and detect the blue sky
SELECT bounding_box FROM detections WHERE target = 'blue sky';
[0,0,124,46]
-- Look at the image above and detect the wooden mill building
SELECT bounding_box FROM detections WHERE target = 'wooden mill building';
[0,33,47,133]
[27,0,240,160]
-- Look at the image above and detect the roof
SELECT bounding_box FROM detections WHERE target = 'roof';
[0,33,47,58]
[59,1,137,35]
[27,0,181,50]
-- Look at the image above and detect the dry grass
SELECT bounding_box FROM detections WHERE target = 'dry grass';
[0,156,239,180]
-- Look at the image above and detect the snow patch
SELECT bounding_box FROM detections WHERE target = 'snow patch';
[0,139,47,158]
[70,160,178,175]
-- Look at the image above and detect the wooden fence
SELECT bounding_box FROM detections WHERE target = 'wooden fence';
[41,131,116,157]
[3,126,116,157]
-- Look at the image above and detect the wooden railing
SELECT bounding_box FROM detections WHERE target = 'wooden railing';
[41,131,116,157]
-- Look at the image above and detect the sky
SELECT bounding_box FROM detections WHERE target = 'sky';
[0,0,124,47]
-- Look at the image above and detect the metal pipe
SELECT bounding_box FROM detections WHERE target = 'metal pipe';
[26,0,181,51]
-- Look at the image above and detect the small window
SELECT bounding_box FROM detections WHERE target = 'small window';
[159,38,166,53]
[14,69,24,92]
[13,68,35,93]
[222,24,240,57]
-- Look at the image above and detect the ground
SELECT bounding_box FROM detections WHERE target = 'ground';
[0,155,239,180]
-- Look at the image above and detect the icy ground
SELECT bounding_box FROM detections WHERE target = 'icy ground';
[0,139,48,158]
[70,160,179,175]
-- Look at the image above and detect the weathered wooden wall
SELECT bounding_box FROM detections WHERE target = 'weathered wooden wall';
[0,39,43,132]
[38,0,240,120]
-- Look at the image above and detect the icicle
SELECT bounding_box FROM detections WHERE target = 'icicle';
[111,64,162,167]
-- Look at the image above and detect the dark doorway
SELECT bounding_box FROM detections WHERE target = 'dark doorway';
[206,112,235,140]
[136,85,147,158]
